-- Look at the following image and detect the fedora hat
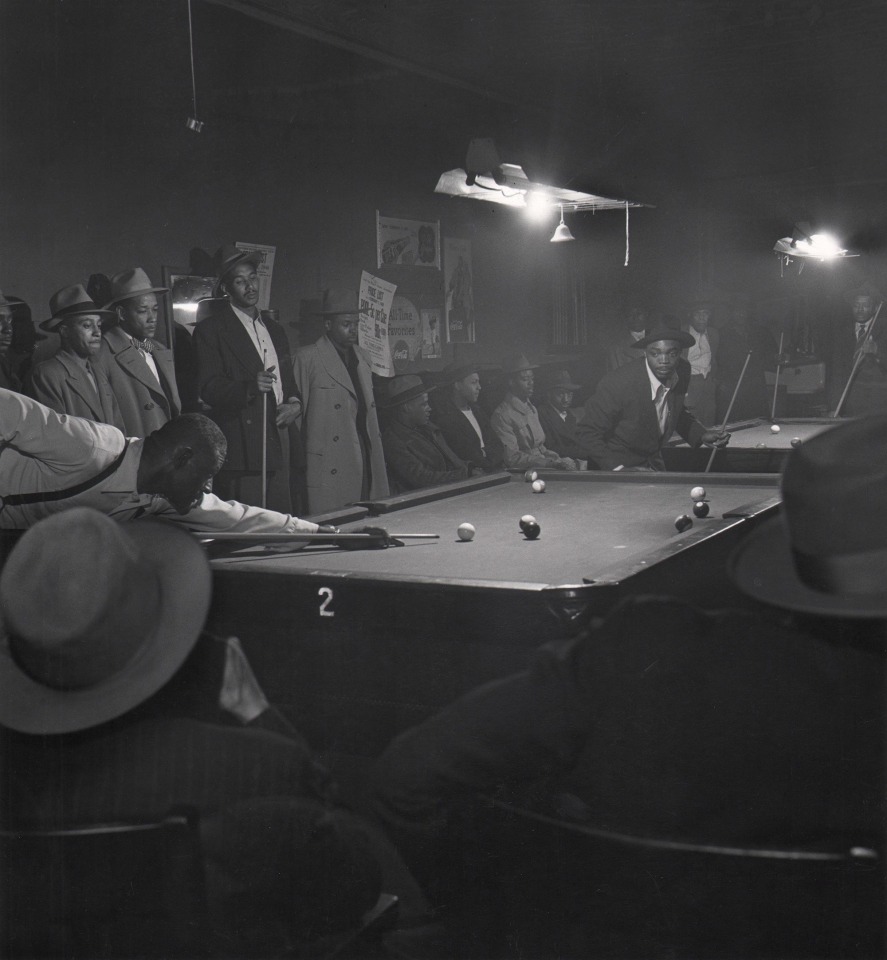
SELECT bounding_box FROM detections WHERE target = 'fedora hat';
[103,267,169,308]
[434,360,495,386]
[538,369,582,392]
[729,415,887,617]
[631,325,696,350]
[0,508,212,734]
[377,374,434,408]
[315,288,364,316]
[213,244,263,284]
[41,284,116,332]
[501,353,538,375]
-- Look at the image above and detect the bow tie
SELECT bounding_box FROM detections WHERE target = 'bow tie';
[133,338,153,354]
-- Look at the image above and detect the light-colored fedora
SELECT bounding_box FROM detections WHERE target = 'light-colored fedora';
[41,284,116,332]
[103,267,169,308]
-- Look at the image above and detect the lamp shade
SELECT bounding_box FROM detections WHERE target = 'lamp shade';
[550,221,575,243]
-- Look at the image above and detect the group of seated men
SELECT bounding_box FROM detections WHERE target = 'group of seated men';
[0,260,732,520]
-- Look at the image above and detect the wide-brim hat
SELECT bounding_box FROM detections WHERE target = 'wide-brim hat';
[0,509,212,734]
[213,245,263,284]
[538,369,582,392]
[631,325,696,350]
[4,296,46,342]
[103,267,169,308]
[434,361,495,385]
[314,288,364,316]
[501,353,538,375]
[41,284,116,332]
[728,415,887,617]
[377,374,436,408]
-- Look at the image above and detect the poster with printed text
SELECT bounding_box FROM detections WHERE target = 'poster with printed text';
[235,241,276,310]
[358,270,397,377]
[444,237,475,342]
[419,307,443,359]
[388,296,423,371]
[376,213,441,268]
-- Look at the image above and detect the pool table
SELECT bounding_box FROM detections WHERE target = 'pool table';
[205,470,780,760]
[663,416,841,473]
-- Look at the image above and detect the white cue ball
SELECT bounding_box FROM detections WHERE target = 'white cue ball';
[520,514,537,526]
[457,522,476,542]
[531,479,546,493]
[770,424,780,434]
[690,485,706,501]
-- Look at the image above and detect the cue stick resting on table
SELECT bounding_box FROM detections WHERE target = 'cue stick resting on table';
[832,300,883,418]
[770,331,785,421]
[704,350,751,473]
[196,527,440,550]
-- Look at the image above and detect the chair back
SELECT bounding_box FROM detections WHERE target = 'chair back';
[0,807,208,959]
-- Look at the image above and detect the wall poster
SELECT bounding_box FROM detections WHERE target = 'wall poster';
[444,237,474,342]
[376,213,441,268]
[358,270,397,377]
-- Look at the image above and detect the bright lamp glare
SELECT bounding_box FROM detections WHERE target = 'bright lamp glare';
[524,191,554,222]
[795,232,845,259]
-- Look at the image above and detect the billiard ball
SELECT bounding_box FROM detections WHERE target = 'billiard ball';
[457,522,476,542]
[692,500,710,518]
[523,521,541,540]
[674,514,693,533]
[531,479,546,493]
[524,470,538,483]
[755,443,767,448]
[519,514,537,531]
[690,485,706,501]
[791,437,801,448]
[770,424,780,434]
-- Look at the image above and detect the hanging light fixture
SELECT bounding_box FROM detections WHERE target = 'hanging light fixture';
[550,205,575,243]
[185,0,204,133]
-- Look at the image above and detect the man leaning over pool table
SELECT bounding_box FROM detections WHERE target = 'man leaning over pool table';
[0,388,326,534]
[576,325,729,471]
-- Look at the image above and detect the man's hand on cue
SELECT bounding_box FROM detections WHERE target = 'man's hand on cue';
[256,366,277,393]
[701,429,731,448]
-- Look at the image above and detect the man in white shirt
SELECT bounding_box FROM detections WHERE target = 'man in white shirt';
[100,268,182,437]
[194,246,303,512]
[0,388,321,534]
[681,300,719,426]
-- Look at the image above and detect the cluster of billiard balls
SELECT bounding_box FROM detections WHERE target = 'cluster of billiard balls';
[674,485,711,533]
[457,515,542,541]
[523,469,546,493]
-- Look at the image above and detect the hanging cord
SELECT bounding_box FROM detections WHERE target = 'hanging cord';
[187,0,201,127]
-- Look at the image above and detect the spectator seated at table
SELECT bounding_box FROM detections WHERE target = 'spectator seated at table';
[380,375,479,492]
[490,354,580,471]
[430,361,504,472]
[535,369,597,468]
[368,416,885,948]
[576,326,728,471]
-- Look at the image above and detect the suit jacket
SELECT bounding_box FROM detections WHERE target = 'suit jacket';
[194,304,298,474]
[98,326,181,437]
[576,357,704,470]
[382,418,470,492]
[293,335,388,513]
[28,350,124,429]
[0,355,22,393]
[431,394,504,471]
[537,402,596,465]
[826,321,887,414]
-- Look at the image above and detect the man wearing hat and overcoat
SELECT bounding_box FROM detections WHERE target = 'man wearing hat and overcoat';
[490,354,580,471]
[535,369,596,468]
[577,325,728,471]
[99,267,181,437]
[826,282,887,416]
[369,416,885,956]
[292,288,389,513]
[194,246,302,513]
[28,284,124,429]
[381,375,476,492]
[430,361,503,472]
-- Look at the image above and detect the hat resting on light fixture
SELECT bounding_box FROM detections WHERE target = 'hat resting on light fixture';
[550,206,575,243]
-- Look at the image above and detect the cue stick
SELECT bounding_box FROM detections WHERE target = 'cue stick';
[261,349,268,509]
[704,349,752,474]
[769,331,784,421]
[832,300,883,418]
[195,532,440,543]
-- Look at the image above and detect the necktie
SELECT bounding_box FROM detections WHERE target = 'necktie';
[655,383,669,434]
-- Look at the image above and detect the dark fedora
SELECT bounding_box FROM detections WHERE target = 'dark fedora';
[213,244,263,284]
[377,374,435,408]
[538,369,582,393]
[729,415,887,617]
[631,325,696,350]
[0,508,212,734]
[314,288,364,316]
[501,353,538,375]
[435,360,495,385]
[41,284,116,332]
